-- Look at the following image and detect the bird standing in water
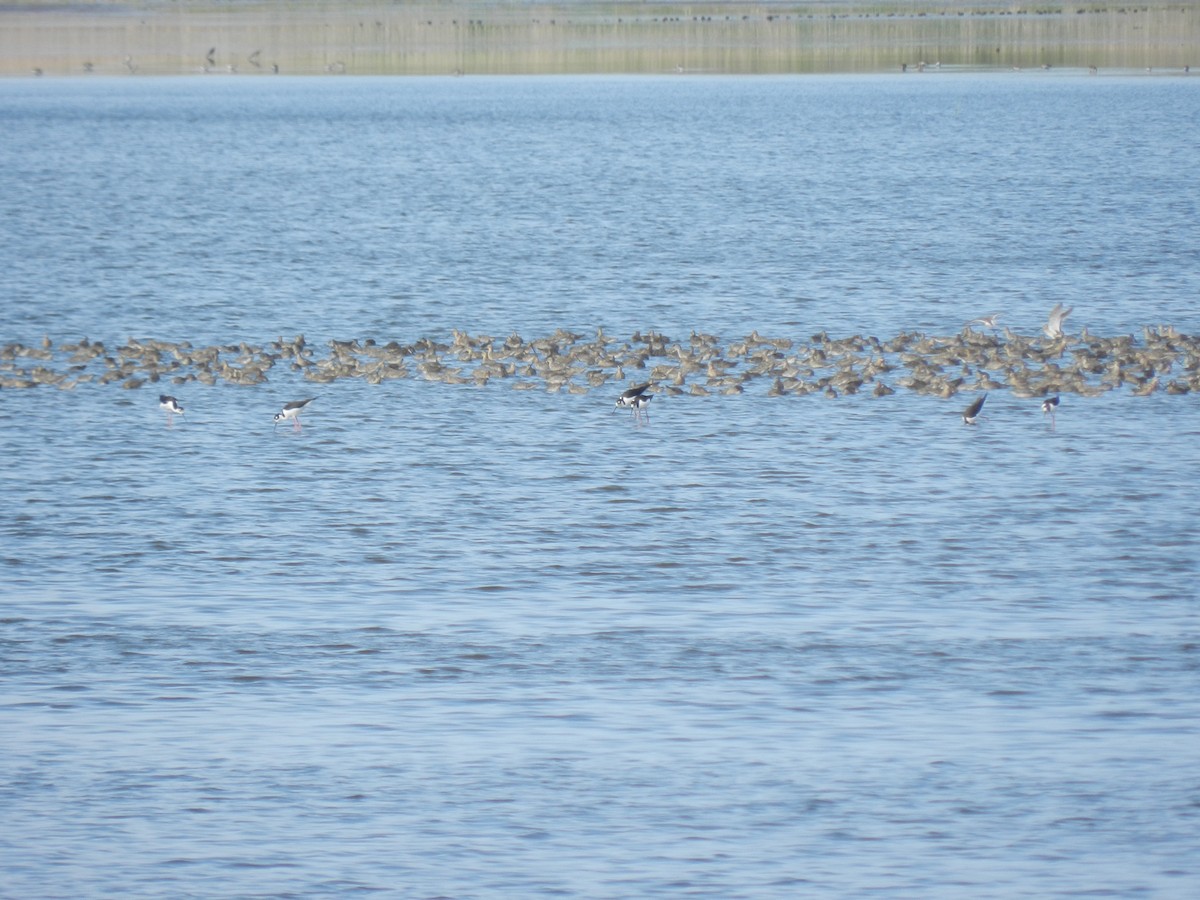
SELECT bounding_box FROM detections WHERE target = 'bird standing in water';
[962,393,987,425]
[1042,395,1060,429]
[614,383,653,421]
[159,394,184,427]
[274,397,316,431]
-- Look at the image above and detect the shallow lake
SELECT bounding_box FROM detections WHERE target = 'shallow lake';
[1,74,1198,897]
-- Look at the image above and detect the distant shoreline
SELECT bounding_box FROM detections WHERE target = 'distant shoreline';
[2,2,1197,77]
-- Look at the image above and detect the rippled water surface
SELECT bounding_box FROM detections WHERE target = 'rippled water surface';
[2,75,1199,898]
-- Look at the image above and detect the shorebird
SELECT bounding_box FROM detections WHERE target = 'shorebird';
[627,393,652,421]
[962,393,987,425]
[966,314,1001,330]
[1044,303,1073,339]
[159,394,184,426]
[614,383,653,420]
[274,397,316,431]
[1041,395,1060,428]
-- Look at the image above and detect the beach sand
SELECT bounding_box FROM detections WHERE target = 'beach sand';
[2,1,1197,77]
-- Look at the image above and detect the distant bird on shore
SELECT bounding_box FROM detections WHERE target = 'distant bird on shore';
[274,397,316,431]
[1044,303,1073,339]
[614,383,653,421]
[962,393,987,425]
[159,394,184,426]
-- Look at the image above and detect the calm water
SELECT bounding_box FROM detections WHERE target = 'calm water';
[2,75,1199,898]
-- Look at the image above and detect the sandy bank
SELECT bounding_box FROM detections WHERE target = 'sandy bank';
[2,2,1197,76]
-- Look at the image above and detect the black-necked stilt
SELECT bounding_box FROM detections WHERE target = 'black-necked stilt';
[614,383,652,420]
[274,397,315,430]
[1044,303,1073,339]
[628,393,651,421]
[962,393,987,425]
[1042,394,1060,428]
[159,394,184,426]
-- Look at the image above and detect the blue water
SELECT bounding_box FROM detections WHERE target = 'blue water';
[2,74,1199,898]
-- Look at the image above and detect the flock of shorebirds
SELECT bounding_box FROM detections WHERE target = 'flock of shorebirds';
[3,305,1197,430]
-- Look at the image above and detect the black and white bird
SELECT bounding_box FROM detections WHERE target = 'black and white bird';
[614,383,653,420]
[1042,395,1060,428]
[159,394,184,426]
[274,397,316,431]
[627,393,652,421]
[962,393,987,425]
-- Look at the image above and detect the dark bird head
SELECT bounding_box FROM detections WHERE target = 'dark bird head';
[615,383,652,410]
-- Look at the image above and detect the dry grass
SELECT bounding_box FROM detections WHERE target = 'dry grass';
[2,2,1197,76]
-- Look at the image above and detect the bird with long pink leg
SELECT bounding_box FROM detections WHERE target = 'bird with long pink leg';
[274,397,316,431]
[159,394,184,427]
[1042,395,1060,430]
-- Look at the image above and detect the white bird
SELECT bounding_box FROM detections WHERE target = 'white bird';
[966,313,1001,330]
[1044,303,1073,339]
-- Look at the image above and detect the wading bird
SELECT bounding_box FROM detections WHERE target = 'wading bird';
[274,397,316,431]
[159,394,184,426]
[614,383,653,421]
[962,393,987,425]
[1042,395,1060,428]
